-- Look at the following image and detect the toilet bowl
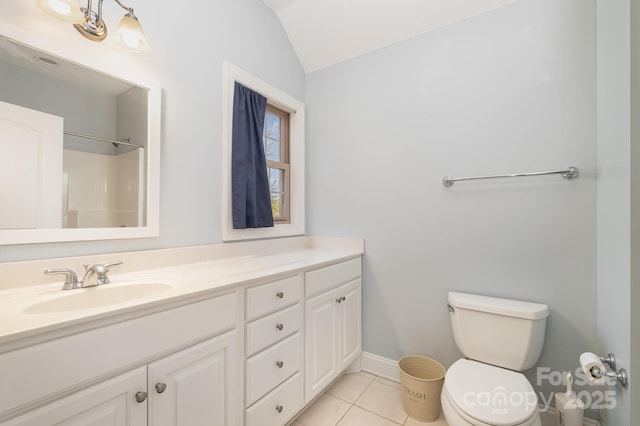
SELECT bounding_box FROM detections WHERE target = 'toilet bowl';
[440,359,541,426]
[442,292,549,426]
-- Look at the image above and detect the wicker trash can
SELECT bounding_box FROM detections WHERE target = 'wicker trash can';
[398,356,446,422]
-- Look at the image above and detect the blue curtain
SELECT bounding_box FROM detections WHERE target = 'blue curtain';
[232,82,274,229]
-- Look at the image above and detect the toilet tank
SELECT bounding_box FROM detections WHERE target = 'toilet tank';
[448,292,549,371]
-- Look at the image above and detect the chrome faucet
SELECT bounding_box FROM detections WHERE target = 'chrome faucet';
[82,261,123,287]
[45,261,123,290]
[44,268,81,290]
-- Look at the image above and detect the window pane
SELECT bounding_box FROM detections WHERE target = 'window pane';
[265,138,281,161]
[269,168,283,192]
[265,113,280,140]
[271,193,282,218]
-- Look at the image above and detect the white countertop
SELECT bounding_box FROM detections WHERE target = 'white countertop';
[0,242,363,349]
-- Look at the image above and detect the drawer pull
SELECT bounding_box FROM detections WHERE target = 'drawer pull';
[155,382,167,393]
[276,323,284,331]
[276,360,284,368]
[276,291,284,299]
[275,405,283,413]
[336,296,346,303]
[135,391,148,403]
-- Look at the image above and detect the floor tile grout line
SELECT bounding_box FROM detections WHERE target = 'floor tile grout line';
[333,375,377,426]
[326,373,376,406]
[373,376,402,389]
[351,378,408,425]
[353,403,406,425]
[292,372,414,426]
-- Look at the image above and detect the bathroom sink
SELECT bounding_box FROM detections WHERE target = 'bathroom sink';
[22,283,173,314]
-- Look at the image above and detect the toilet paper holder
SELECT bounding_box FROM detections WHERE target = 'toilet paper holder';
[588,353,628,389]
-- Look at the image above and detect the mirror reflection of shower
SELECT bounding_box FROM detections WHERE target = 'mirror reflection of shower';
[0,34,149,230]
[62,132,145,229]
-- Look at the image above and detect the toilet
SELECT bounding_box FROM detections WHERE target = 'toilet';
[441,292,549,426]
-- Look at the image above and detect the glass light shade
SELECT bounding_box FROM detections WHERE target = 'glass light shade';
[36,0,84,24]
[117,14,148,52]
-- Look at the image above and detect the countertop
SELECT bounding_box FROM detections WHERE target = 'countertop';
[0,243,363,349]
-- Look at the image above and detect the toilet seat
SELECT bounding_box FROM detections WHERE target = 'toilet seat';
[442,359,539,426]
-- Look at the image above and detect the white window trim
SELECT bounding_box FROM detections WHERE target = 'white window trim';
[222,62,305,241]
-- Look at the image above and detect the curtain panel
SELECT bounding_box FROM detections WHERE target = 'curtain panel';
[231,82,274,229]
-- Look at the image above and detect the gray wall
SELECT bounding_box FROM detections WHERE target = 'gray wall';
[306,0,598,412]
[596,0,632,424]
[0,0,305,261]
[0,62,118,155]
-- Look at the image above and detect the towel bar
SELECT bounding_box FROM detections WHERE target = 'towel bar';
[442,167,578,187]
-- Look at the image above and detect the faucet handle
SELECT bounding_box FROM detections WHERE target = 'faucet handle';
[95,261,123,285]
[45,268,80,290]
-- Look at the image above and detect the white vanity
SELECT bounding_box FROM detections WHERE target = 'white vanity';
[0,236,363,426]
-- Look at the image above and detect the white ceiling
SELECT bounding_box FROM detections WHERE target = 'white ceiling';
[262,0,515,73]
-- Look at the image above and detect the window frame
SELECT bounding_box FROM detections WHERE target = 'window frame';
[264,104,290,223]
[222,62,305,241]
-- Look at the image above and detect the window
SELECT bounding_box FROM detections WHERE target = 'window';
[264,105,290,223]
[222,63,305,241]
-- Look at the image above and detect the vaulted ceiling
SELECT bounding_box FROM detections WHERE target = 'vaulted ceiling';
[262,0,515,73]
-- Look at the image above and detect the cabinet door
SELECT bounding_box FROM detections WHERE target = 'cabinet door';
[148,330,240,426]
[338,279,362,370]
[2,367,146,426]
[304,289,339,403]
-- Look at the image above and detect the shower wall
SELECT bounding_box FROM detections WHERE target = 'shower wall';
[63,148,142,228]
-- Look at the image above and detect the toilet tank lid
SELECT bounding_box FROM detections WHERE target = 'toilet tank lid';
[448,292,549,320]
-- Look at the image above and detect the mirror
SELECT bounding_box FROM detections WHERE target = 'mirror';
[0,25,160,244]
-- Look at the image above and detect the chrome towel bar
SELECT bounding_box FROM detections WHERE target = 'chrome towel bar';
[442,166,578,187]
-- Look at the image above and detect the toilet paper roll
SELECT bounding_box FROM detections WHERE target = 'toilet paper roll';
[580,352,606,385]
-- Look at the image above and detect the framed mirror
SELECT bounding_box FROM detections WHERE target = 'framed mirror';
[0,24,160,244]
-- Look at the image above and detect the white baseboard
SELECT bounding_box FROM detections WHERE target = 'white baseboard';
[360,352,600,426]
[361,351,401,382]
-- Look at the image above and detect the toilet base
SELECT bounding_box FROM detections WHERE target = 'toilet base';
[441,386,541,426]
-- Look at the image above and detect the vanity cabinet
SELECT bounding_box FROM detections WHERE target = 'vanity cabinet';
[0,292,240,426]
[0,250,364,426]
[244,275,303,426]
[304,259,362,403]
[3,331,239,426]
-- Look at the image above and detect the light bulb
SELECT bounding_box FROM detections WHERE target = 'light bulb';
[50,0,71,15]
[117,13,148,52]
[36,0,84,24]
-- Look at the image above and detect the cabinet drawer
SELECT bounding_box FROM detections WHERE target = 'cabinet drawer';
[246,304,301,357]
[245,373,302,426]
[245,333,301,407]
[246,275,301,321]
[305,258,361,298]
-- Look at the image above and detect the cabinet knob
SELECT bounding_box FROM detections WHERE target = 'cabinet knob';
[276,291,284,299]
[276,323,284,331]
[275,405,283,413]
[336,296,346,303]
[155,382,167,393]
[276,360,284,368]
[135,391,148,403]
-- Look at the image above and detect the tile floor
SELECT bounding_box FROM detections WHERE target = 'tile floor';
[289,372,447,426]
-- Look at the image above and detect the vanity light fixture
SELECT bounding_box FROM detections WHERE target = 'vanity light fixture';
[36,0,148,52]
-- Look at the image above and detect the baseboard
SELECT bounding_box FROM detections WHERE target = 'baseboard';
[361,351,401,382]
[361,352,600,426]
